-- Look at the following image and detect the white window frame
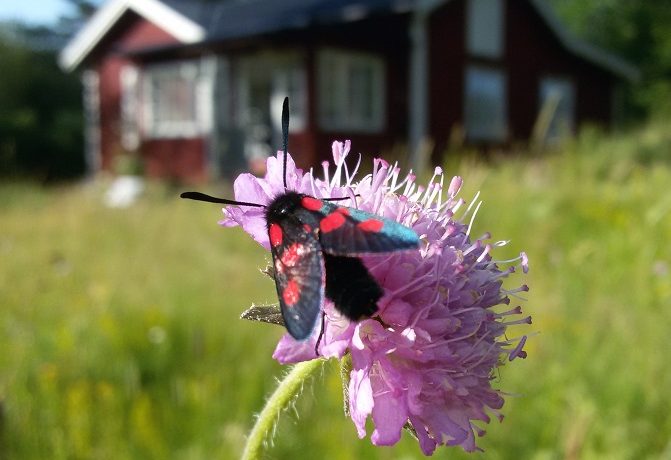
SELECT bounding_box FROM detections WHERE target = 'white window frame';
[142,60,207,139]
[538,76,575,142]
[464,65,508,142]
[317,48,386,133]
[82,70,101,173]
[120,65,140,150]
[466,0,504,59]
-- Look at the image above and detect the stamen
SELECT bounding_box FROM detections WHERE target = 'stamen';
[465,201,482,237]
[501,316,532,326]
[322,161,330,186]
[464,191,481,216]
[508,336,528,361]
[448,176,463,197]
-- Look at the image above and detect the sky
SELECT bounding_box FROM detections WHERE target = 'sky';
[0,0,100,25]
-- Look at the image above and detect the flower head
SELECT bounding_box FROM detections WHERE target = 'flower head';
[221,141,530,454]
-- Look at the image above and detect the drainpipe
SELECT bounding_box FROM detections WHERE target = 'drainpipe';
[408,8,429,174]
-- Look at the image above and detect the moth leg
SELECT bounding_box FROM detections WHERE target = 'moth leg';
[314,311,326,356]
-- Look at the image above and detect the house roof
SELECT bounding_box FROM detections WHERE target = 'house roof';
[60,0,638,80]
[59,0,206,70]
[161,0,415,40]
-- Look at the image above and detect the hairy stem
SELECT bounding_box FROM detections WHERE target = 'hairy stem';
[241,358,325,460]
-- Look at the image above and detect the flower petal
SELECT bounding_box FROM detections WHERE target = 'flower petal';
[271,333,317,364]
[349,367,373,439]
[370,370,408,445]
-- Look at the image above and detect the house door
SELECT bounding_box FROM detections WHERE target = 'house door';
[237,53,306,172]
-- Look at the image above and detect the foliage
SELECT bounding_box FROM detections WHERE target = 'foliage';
[0,24,85,181]
[549,0,671,119]
[0,122,670,458]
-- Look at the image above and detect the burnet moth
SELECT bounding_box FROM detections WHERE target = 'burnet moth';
[181,98,419,342]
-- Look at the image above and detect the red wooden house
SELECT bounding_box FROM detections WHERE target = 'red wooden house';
[60,0,637,181]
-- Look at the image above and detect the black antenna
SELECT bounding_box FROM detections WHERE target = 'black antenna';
[180,191,264,208]
[282,97,289,190]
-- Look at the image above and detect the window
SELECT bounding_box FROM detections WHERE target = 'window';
[318,49,385,132]
[237,53,307,160]
[464,66,507,141]
[539,77,575,142]
[466,0,504,58]
[272,64,307,132]
[143,61,203,138]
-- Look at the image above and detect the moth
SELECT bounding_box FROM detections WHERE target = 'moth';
[181,98,419,341]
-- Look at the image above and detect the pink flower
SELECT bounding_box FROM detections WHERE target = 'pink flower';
[221,141,530,454]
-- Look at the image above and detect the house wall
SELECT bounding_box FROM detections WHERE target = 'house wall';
[506,0,614,138]
[428,0,466,156]
[428,0,615,158]
[297,15,411,168]
[86,0,621,182]
[92,12,207,180]
[97,55,125,171]
[143,138,206,181]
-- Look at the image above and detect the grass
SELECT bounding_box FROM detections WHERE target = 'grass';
[1,122,670,459]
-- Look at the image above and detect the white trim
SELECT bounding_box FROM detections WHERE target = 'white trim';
[82,70,101,174]
[120,64,140,150]
[59,0,205,72]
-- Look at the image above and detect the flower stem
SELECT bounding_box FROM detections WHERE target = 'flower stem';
[241,359,325,460]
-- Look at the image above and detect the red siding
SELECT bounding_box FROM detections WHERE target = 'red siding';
[143,138,206,182]
[91,11,179,60]
[506,0,613,139]
[428,0,466,156]
[97,56,125,171]
[427,0,615,160]
[87,0,620,181]
[291,15,410,167]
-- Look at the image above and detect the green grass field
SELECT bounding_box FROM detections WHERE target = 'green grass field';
[1,123,670,459]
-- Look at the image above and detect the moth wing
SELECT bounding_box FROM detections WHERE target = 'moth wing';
[299,200,419,256]
[269,218,324,340]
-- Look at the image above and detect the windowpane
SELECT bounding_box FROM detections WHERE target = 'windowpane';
[143,62,201,138]
[464,66,507,141]
[467,0,504,58]
[318,49,385,132]
[539,77,575,141]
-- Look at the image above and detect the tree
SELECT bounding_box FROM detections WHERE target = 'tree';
[549,0,671,119]
[0,0,100,180]
[0,26,85,180]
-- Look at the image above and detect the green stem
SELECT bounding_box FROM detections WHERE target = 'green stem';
[241,358,325,460]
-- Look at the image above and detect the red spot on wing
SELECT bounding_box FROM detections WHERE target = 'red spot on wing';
[280,243,303,267]
[303,224,312,233]
[283,280,300,306]
[301,196,323,211]
[357,219,384,233]
[320,212,346,233]
[335,207,350,215]
[269,223,283,247]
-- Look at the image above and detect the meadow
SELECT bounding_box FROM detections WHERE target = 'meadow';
[1,123,670,459]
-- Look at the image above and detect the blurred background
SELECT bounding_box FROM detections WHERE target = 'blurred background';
[1,0,670,458]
